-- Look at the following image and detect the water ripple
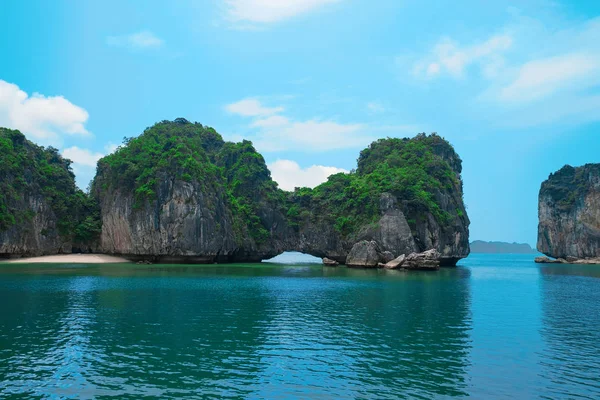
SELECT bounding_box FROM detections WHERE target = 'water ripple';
[0,255,598,398]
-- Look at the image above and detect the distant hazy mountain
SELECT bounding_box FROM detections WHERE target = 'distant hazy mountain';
[470,241,538,254]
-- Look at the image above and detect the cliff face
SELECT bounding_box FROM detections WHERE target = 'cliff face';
[92,119,295,262]
[93,121,470,265]
[538,164,600,259]
[0,128,100,257]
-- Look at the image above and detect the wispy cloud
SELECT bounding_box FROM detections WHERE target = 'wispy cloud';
[225,98,284,117]
[0,80,90,144]
[106,31,164,50]
[62,146,104,168]
[497,53,600,103]
[483,16,600,125]
[225,98,418,152]
[223,0,341,26]
[411,34,513,79]
[268,159,348,191]
[61,146,106,189]
[407,14,600,127]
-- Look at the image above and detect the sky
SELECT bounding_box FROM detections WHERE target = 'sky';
[1,0,600,246]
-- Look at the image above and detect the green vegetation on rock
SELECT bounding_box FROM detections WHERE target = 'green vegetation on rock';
[541,164,600,212]
[93,119,285,245]
[93,121,464,245]
[292,133,464,238]
[0,128,101,244]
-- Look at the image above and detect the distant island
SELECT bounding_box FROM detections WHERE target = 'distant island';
[470,241,538,254]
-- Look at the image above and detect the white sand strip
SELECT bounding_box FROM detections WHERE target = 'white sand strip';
[5,254,130,264]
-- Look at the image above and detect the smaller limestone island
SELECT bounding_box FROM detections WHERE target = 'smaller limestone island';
[470,240,538,254]
[536,164,600,265]
[0,120,470,268]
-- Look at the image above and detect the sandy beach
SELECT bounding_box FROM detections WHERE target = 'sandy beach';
[5,254,130,264]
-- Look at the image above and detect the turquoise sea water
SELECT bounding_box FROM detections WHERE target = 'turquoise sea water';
[0,253,599,399]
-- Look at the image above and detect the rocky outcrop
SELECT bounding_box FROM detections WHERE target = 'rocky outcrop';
[538,164,600,261]
[1,122,470,264]
[95,173,295,263]
[90,121,470,265]
[379,250,440,270]
[0,195,71,257]
[384,254,406,269]
[0,128,99,258]
[403,249,440,270]
[535,256,600,265]
[346,240,383,268]
[322,257,339,266]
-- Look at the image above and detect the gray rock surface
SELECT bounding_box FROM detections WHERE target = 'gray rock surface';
[96,174,295,263]
[380,251,395,263]
[346,240,382,268]
[403,249,440,270]
[0,195,71,257]
[538,164,600,260]
[322,257,339,266]
[535,255,600,265]
[383,254,406,269]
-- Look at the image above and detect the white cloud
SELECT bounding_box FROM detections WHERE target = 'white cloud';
[61,146,106,190]
[62,146,104,168]
[268,159,348,191]
[0,80,90,143]
[104,142,120,154]
[223,0,341,24]
[412,34,513,79]
[474,16,600,127]
[227,98,418,152]
[225,98,284,117]
[106,31,164,49]
[498,53,600,103]
[255,119,367,151]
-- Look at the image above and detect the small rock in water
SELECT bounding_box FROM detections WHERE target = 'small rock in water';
[534,256,561,264]
[384,254,406,270]
[346,240,381,268]
[403,249,440,270]
[322,257,339,266]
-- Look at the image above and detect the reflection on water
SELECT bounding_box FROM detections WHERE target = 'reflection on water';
[0,255,599,398]
[0,263,472,398]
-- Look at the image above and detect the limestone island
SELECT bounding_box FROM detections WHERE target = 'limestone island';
[0,119,470,269]
[537,164,600,265]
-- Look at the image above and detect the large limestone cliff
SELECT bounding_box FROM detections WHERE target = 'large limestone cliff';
[538,164,600,260]
[0,128,99,257]
[93,120,470,265]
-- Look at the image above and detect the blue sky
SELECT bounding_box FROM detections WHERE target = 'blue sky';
[1,0,600,246]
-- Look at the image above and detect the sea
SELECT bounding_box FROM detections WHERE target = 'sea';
[0,252,599,399]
